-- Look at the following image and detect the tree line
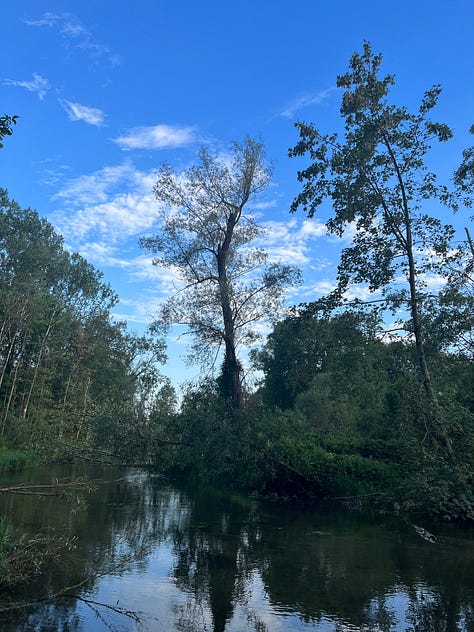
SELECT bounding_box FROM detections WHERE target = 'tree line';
[0,189,167,458]
[139,43,473,521]
[1,42,473,521]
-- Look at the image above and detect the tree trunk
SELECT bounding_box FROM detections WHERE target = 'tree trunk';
[465,227,474,258]
[216,207,243,409]
[1,338,26,437]
[22,309,57,420]
[76,375,91,441]
[221,339,242,409]
[383,132,456,465]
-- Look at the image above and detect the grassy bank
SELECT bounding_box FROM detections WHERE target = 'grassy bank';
[0,448,40,471]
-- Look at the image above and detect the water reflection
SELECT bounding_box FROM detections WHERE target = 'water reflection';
[0,465,472,631]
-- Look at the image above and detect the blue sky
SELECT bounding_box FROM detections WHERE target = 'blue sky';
[1,1,473,390]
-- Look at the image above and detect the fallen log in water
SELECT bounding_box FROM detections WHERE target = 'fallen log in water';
[0,478,96,496]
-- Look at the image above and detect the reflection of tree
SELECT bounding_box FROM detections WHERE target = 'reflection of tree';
[0,465,168,630]
[237,507,398,627]
[170,491,246,632]
[1,467,473,631]
[246,508,474,631]
[405,584,474,632]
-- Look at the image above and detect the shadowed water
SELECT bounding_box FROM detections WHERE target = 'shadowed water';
[0,463,472,631]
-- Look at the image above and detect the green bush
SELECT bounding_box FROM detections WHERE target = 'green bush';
[321,437,404,463]
[326,453,399,496]
[0,448,39,471]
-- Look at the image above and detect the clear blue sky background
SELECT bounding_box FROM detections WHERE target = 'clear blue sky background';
[1,1,473,390]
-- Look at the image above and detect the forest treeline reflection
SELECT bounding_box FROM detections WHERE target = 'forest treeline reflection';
[0,464,472,631]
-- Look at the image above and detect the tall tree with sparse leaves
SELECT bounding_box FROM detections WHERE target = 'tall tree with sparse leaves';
[141,137,300,409]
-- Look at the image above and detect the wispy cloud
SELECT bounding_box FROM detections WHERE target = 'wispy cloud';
[260,218,327,265]
[280,87,336,119]
[2,73,50,100]
[112,296,159,326]
[52,164,159,254]
[23,12,59,27]
[24,12,119,65]
[53,164,153,206]
[60,100,105,126]
[114,125,197,150]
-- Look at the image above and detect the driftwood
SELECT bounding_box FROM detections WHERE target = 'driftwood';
[412,523,437,543]
[0,478,96,496]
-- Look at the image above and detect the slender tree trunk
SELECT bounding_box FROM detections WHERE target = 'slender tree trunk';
[59,373,72,439]
[22,309,57,420]
[0,317,7,349]
[465,227,474,258]
[406,228,456,464]
[76,375,91,440]
[0,332,17,392]
[1,339,26,437]
[0,301,28,391]
[383,133,456,465]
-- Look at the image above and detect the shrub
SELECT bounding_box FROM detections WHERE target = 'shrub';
[0,448,39,471]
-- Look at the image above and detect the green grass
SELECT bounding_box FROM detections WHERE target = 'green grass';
[0,448,40,471]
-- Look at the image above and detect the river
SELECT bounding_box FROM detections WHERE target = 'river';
[0,463,472,631]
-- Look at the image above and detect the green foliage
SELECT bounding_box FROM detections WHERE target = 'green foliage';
[0,114,18,149]
[289,42,467,464]
[152,384,400,502]
[256,307,418,439]
[0,448,39,471]
[320,437,404,463]
[454,124,474,208]
[249,298,473,519]
[253,308,382,410]
[155,381,248,483]
[249,407,398,499]
[397,451,474,522]
[0,190,166,458]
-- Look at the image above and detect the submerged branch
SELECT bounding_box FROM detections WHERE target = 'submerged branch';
[0,478,97,497]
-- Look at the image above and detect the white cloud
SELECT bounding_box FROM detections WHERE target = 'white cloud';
[72,241,129,267]
[344,285,378,302]
[60,100,105,126]
[23,12,59,27]
[51,165,161,263]
[300,279,337,298]
[299,219,327,238]
[259,218,327,265]
[3,73,50,100]
[130,260,184,296]
[55,192,158,244]
[114,125,197,150]
[252,200,277,210]
[54,164,151,206]
[112,296,157,326]
[24,12,118,65]
[280,87,336,119]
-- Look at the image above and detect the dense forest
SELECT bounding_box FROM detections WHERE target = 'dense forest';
[1,44,473,523]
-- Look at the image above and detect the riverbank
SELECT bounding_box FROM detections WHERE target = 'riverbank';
[0,448,40,471]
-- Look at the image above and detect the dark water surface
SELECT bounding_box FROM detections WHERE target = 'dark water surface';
[0,463,472,631]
